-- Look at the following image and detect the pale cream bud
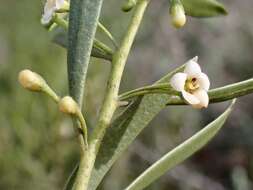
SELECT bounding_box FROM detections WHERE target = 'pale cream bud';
[170,4,186,28]
[59,96,78,115]
[18,69,45,91]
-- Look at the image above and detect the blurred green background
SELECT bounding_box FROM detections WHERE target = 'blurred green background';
[1,0,253,189]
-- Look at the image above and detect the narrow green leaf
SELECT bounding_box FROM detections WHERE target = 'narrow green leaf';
[89,60,252,189]
[88,65,185,190]
[124,99,236,190]
[63,164,79,190]
[52,30,112,61]
[181,0,227,17]
[67,0,103,105]
[64,0,104,189]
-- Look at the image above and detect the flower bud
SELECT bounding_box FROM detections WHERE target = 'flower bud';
[122,0,136,12]
[170,0,186,28]
[18,69,45,91]
[59,96,78,115]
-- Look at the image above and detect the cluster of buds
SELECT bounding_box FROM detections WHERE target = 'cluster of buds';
[18,69,87,146]
[18,70,78,114]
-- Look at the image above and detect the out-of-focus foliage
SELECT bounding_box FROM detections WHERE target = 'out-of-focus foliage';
[0,0,253,190]
[181,0,227,17]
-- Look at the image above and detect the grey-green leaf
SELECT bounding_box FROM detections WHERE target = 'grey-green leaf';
[67,0,103,105]
[124,99,236,190]
[64,0,104,189]
[88,61,252,189]
[52,29,112,61]
[181,0,227,17]
[88,66,185,190]
[63,164,79,190]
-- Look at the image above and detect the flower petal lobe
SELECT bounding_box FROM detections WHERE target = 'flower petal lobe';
[170,73,187,91]
[184,59,201,77]
[197,72,210,91]
[192,89,209,108]
[182,90,200,105]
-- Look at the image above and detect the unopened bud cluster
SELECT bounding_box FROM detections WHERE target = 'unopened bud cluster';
[18,69,79,115]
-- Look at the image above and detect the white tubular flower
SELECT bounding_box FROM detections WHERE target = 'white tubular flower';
[170,57,210,109]
[41,0,65,25]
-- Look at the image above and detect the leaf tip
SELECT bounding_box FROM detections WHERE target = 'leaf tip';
[217,4,228,16]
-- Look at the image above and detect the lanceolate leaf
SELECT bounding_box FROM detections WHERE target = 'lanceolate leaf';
[124,99,236,190]
[181,0,227,17]
[67,0,104,105]
[88,65,185,190]
[63,164,78,190]
[64,0,104,189]
[88,60,252,189]
[52,29,113,61]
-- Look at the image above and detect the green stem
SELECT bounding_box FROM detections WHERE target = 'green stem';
[91,47,113,61]
[42,84,60,103]
[118,83,173,100]
[98,22,118,48]
[76,110,89,148]
[53,14,69,29]
[93,39,114,56]
[93,0,150,148]
[120,89,174,100]
[74,1,150,189]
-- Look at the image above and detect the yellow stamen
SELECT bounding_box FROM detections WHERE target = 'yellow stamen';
[185,78,199,92]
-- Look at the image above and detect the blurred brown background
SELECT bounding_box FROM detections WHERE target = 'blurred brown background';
[0,0,253,189]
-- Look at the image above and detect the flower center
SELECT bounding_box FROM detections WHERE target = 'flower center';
[185,77,199,93]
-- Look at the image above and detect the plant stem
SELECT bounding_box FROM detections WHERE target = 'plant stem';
[53,14,69,29]
[76,110,89,148]
[119,89,173,100]
[93,0,149,149]
[73,1,150,189]
[98,22,118,48]
[42,84,60,103]
[118,83,174,100]
[93,39,114,56]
